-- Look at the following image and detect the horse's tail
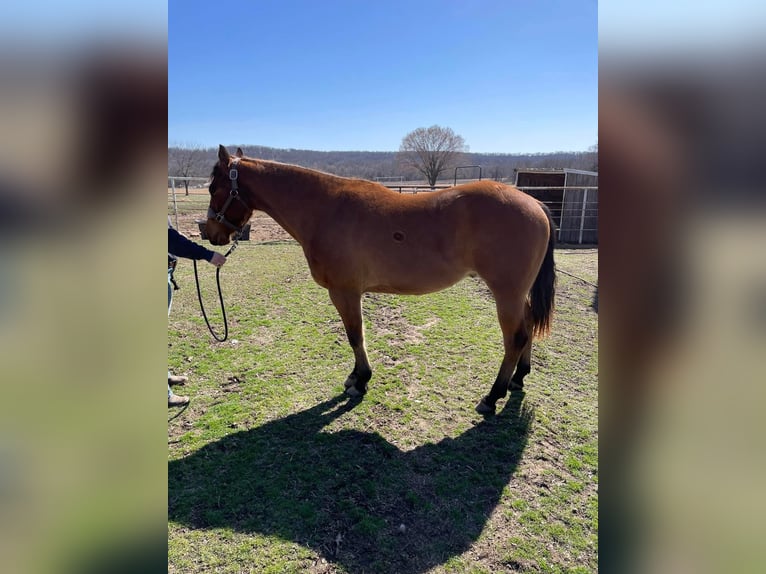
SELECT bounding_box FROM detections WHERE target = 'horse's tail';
[530,203,557,338]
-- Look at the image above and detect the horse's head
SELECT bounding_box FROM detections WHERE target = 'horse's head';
[205,145,254,245]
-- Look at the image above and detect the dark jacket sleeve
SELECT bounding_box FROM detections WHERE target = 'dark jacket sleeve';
[168,228,214,261]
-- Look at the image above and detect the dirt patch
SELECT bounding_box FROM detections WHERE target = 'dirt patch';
[365,296,440,346]
[247,325,277,347]
[172,205,294,244]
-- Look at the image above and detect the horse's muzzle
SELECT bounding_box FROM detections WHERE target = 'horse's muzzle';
[204,219,231,246]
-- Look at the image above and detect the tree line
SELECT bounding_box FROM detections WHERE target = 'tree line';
[169,140,597,192]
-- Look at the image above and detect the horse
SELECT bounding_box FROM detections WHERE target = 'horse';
[205,145,556,414]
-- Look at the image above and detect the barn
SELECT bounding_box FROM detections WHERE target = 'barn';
[514,168,598,244]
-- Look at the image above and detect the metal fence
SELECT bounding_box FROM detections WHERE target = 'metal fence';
[516,186,599,244]
[168,176,209,229]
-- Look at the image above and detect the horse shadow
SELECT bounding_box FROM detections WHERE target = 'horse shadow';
[592,284,599,313]
[169,392,533,573]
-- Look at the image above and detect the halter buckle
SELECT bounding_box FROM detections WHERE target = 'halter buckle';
[229,168,238,181]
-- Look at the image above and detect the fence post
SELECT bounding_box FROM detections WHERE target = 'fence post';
[170,177,179,229]
[578,188,588,245]
[560,187,567,242]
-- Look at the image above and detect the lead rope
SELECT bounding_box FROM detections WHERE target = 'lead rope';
[193,233,241,342]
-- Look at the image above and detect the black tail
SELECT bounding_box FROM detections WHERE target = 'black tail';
[530,204,556,337]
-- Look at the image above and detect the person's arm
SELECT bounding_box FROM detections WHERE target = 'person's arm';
[168,228,221,263]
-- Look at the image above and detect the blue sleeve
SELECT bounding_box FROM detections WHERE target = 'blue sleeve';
[168,228,214,261]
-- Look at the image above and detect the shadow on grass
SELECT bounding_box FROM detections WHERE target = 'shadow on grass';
[592,284,599,313]
[169,392,533,573]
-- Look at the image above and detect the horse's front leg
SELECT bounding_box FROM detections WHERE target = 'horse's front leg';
[328,289,372,397]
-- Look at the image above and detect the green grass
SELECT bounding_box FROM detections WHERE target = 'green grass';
[168,243,598,573]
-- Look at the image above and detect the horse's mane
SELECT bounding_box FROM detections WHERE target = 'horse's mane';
[212,156,387,192]
[247,157,371,183]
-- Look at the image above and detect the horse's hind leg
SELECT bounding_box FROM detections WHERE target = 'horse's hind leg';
[510,305,534,390]
[510,341,532,390]
[328,289,372,397]
[476,294,528,415]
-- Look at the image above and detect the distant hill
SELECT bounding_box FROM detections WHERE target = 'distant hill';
[168,145,597,183]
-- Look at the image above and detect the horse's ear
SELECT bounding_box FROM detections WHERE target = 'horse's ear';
[218,145,230,165]
[235,147,244,158]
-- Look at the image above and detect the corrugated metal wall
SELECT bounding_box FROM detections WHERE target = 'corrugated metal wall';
[560,188,598,244]
[515,169,598,244]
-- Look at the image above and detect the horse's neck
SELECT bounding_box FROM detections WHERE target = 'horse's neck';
[248,162,330,245]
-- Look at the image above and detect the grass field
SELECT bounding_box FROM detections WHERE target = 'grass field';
[168,241,598,573]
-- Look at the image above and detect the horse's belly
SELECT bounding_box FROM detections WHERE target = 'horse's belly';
[365,259,470,295]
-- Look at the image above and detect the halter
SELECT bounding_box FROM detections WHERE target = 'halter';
[207,163,250,236]
[194,162,250,343]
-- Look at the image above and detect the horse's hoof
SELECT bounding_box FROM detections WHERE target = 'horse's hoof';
[344,377,354,389]
[345,386,362,397]
[475,399,496,415]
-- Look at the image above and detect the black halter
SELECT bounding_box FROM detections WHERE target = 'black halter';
[208,163,250,234]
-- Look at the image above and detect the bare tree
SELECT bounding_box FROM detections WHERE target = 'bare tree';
[169,143,205,195]
[588,142,598,172]
[397,125,468,188]
[488,165,505,181]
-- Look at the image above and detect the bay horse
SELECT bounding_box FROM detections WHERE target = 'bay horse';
[206,146,556,414]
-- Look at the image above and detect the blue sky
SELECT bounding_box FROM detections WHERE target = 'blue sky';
[169,0,597,153]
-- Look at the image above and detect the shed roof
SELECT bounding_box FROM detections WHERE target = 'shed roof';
[513,167,598,177]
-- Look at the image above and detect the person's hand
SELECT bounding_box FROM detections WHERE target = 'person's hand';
[209,252,227,267]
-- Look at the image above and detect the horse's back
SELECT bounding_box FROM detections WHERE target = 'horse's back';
[428,181,549,240]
